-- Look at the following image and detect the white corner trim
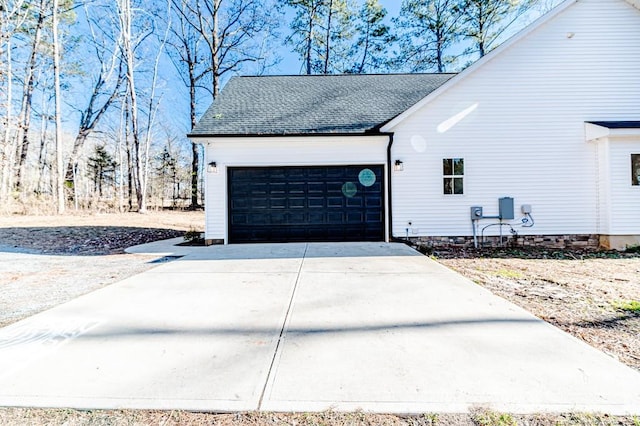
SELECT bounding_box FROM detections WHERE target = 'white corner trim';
[585,123,610,142]
[380,0,578,132]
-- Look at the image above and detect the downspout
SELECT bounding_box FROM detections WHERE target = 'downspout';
[386,133,394,242]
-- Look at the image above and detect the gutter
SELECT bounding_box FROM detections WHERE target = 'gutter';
[386,133,394,242]
[187,130,388,139]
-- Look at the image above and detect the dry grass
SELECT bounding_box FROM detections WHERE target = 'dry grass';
[0,409,639,426]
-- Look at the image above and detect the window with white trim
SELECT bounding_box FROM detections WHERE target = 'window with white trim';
[443,158,464,195]
[632,154,640,186]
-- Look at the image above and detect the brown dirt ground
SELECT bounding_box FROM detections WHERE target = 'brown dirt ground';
[435,249,640,373]
[1,215,639,425]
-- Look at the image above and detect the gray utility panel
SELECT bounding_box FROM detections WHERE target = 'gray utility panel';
[499,197,515,220]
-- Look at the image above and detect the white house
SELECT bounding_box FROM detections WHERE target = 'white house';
[189,0,640,250]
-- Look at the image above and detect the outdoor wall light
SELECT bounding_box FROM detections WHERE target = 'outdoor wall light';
[207,161,218,173]
[394,159,404,171]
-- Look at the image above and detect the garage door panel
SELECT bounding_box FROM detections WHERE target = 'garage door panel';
[270,198,287,209]
[327,197,344,208]
[308,197,325,208]
[228,166,384,243]
[289,197,306,208]
[346,197,363,208]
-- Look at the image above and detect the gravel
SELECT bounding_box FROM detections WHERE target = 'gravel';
[0,211,203,327]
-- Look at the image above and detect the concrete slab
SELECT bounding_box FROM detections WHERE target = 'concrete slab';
[0,242,639,414]
[0,264,298,411]
[261,258,640,413]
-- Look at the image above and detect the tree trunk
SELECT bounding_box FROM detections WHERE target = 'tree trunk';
[53,0,65,213]
[188,60,200,208]
[0,38,13,203]
[323,0,333,74]
[212,0,220,98]
[305,9,313,74]
[15,0,45,192]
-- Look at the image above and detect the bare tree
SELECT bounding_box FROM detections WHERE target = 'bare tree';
[14,0,47,192]
[167,0,208,208]
[0,0,28,203]
[175,0,279,98]
[52,0,64,213]
[65,2,125,202]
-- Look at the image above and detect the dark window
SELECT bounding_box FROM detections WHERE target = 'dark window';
[443,158,464,195]
[632,154,640,186]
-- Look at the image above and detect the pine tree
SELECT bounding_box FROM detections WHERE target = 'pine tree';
[459,0,538,58]
[394,0,462,73]
[348,0,394,74]
[285,0,354,74]
[87,145,117,197]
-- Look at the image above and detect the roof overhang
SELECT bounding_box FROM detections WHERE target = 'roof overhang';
[585,122,640,142]
[188,132,393,145]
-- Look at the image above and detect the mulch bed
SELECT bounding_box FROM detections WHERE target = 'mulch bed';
[0,226,184,255]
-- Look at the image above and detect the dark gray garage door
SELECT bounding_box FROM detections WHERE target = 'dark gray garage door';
[228,165,385,243]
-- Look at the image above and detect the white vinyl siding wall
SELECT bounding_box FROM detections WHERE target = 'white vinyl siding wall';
[202,136,389,242]
[388,0,640,238]
[607,139,640,235]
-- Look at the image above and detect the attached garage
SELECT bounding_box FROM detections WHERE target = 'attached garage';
[228,165,385,243]
[189,73,455,244]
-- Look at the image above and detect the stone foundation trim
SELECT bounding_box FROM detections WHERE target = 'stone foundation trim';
[408,234,601,250]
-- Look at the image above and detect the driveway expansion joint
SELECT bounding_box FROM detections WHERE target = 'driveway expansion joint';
[257,243,308,410]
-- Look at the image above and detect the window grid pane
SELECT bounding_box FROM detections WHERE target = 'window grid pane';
[453,158,464,175]
[443,178,453,194]
[443,159,452,176]
[453,178,464,194]
[443,158,464,195]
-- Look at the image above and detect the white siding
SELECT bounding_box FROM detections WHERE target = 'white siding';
[388,0,640,238]
[608,138,640,234]
[200,136,389,242]
[595,139,611,234]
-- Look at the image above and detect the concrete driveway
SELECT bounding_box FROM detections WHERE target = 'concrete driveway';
[0,242,638,414]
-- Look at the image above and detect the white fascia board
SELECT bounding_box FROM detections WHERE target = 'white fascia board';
[380,0,577,132]
[189,134,390,145]
[610,128,640,139]
[586,123,640,142]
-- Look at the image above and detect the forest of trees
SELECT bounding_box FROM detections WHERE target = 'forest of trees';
[0,0,555,214]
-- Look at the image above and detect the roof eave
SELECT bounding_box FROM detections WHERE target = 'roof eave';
[187,130,393,140]
[380,0,578,132]
[585,122,640,142]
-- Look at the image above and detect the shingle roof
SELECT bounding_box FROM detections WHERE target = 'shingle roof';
[190,74,455,136]
[587,121,640,129]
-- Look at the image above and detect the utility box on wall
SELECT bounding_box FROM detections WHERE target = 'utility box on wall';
[499,197,514,220]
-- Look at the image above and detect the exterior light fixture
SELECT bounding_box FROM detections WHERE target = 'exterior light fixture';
[207,161,218,173]
[394,159,404,171]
